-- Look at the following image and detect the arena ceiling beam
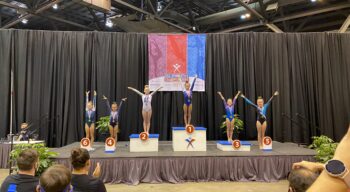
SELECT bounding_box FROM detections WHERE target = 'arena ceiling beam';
[0,0,94,30]
[218,2,350,33]
[235,0,283,33]
[112,0,193,33]
[339,14,350,33]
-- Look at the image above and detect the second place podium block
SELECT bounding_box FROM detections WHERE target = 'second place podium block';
[129,133,159,152]
[172,126,207,151]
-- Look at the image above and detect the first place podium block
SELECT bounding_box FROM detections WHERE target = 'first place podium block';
[129,134,159,152]
[217,140,252,151]
[172,127,207,151]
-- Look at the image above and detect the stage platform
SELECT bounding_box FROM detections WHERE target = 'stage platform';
[51,141,315,185]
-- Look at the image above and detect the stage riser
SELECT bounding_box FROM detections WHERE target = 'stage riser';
[53,155,314,185]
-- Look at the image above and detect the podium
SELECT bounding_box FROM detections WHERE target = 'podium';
[80,138,92,151]
[216,140,252,151]
[105,137,116,153]
[262,136,273,151]
[129,134,159,152]
[172,127,207,151]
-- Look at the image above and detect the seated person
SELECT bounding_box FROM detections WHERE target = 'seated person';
[0,149,39,192]
[70,148,106,192]
[288,161,323,192]
[37,164,72,192]
[17,123,30,141]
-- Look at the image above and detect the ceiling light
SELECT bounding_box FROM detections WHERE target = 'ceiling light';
[52,4,58,10]
[310,0,317,2]
[245,13,251,18]
[105,19,113,28]
[240,15,247,20]
[21,19,28,24]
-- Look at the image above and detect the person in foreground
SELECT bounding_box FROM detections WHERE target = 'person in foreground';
[37,164,72,192]
[292,125,350,192]
[70,148,106,192]
[0,149,39,192]
[241,91,279,149]
[128,85,162,133]
[217,91,241,142]
[288,161,323,192]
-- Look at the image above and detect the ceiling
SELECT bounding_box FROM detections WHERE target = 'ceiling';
[0,0,349,33]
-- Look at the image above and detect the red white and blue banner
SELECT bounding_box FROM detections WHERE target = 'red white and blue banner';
[148,34,206,92]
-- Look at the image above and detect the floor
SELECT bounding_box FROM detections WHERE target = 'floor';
[0,169,288,192]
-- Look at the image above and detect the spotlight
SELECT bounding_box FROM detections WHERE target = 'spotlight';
[52,4,58,10]
[192,26,196,31]
[240,14,247,20]
[310,0,317,2]
[21,19,28,24]
[245,13,251,18]
[157,2,162,12]
[105,19,113,28]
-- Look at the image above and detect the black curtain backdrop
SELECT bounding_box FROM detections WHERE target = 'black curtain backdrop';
[0,30,349,147]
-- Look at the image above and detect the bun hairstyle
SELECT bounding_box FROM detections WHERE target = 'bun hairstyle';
[257,96,264,100]
[70,148,90,169]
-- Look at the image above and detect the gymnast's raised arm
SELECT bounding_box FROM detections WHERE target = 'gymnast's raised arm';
[127,87,144,96]
[150,86,163,96]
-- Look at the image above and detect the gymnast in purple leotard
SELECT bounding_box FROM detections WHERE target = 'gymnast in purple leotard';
[217,91,241,142]
[179,75,197,126]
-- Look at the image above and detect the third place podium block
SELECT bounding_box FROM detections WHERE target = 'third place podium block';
[217,140,252,151]
[172,126,207,151]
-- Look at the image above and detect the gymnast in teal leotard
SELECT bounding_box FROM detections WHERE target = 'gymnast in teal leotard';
[217,91,241,142]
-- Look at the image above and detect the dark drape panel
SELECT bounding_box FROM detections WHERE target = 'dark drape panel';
[0,30,12,138]
[0,30,349,147]
[206,33,350,143]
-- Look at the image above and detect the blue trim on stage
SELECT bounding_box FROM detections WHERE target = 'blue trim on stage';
[129,134,159,138]
[217,141,252,146]
[105,151,115,153]
[263,149,273,151]
[172,127,207,131]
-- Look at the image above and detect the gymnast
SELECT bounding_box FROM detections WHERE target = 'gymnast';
[128,85,162,133]
[179,75,197,126]
[102,95,127,142]
[85,91,96,148]
[217,91,241,142]
[241,91,279,149]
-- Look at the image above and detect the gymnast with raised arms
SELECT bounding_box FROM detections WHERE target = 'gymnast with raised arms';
[102,95,127,142]
[179,75,197,126]
[128,85,162,134]
[240,91,279,149]
[217,91,241,142]
[85,91,96,148]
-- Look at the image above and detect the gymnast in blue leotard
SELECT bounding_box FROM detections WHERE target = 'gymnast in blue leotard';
[103,95,127,142]
[217,91,241,142]
[241,91,279,149]
[179,75,197,125]
[85,91,96,146]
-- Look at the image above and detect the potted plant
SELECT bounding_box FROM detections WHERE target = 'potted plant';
[220,114,244,139]
[9,143,58,176]
[309,135,338,163]
[96,116,110,141]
